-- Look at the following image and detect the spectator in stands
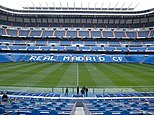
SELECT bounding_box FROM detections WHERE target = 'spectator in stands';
[2,93,8,102]
[10,98,15,103]
[65,87,68,96]
[85,87,88,97]
[81,89,84,96]
[77,86,79,95]
[82,86,86,91]
[82,86,86,96]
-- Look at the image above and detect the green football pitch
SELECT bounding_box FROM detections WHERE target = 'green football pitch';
[0,62,154,89]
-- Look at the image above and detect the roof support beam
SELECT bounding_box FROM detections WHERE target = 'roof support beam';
[120,3,125,10]
[81,2,82,9]
[53,2,55,10]
[101,3,104,10]
[31,2,36,9]
[94,3,97,10]
[88,2,90,9]
[45,2,49,10]
[107,2,111,10]
[67,2,69,9]
[74,2,75,9]
[134,2,140,10]
[39,2,43,10]
[127,3,133,10]
[114,3,119,10]
[60,2,62,9]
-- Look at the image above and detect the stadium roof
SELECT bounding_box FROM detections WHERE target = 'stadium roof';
[0,0,153,11]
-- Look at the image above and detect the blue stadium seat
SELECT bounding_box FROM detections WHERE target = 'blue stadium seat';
[7,29,17,36]
[0,107,4,114]
[150,30,154,38]
[84,40,95,45]
[41,46,51,50]
[0,28,5,35]
[42,30,53,37]
[30,30,41,37]
[72,40,83,44]
[66,30,77,38]
[49,110,58,115]
[91,30,101,38]
[40,105,48,110]
[138,30,148,38]
[126,31,136,38]
[36,40,46,45]
[103,31,114,38]
[9,46,27,50]
[91,46,102,51]
[0,45,8,50]
[60,40,71,45]
[114,31,125,38]
[104,47,115,51]
[32,109,40,115]
[54,30,65,38]
[66,46,76,51]
[104,110,112,115]
[19,30,30,37]
[121,110,129,115]
[12,104,19,109]
[79,30,89,38]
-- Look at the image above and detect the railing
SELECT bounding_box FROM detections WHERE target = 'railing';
[0,86,154,93]
[83,106,92,115]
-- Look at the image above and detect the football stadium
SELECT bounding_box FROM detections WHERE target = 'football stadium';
[0,0,154,114]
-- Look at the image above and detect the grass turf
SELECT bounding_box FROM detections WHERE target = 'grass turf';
[0,62,154,90]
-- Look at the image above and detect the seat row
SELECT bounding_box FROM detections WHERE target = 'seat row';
[0,28,154,38]
[1,45,154,52]
[0,95,154,115]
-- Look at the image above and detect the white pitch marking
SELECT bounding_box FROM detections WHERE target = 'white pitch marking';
[77,63,79,86]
